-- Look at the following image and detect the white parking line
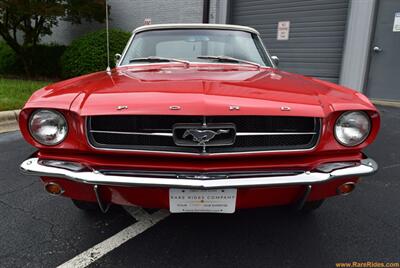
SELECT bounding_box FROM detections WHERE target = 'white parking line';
[57,208,170,268]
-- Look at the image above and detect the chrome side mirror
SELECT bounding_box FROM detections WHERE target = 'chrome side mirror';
[115,53,122,65]
[271,55,279,67]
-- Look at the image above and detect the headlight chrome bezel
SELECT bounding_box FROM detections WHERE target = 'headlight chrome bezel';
[334,111,371,147]
[28,109,68,146]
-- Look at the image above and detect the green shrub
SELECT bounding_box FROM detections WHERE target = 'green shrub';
[61,29,131,78]
[0,42,65,78]
[0,42,21,75]
[29,44,66,78]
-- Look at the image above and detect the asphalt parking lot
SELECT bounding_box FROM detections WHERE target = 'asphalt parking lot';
[0,105,399,268]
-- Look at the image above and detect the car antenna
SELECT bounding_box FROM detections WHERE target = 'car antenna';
[105,0,111,75]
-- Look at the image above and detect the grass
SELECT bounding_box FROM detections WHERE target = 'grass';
[0,78,49,111]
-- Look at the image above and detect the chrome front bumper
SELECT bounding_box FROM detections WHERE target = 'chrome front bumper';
[20,157,378,189]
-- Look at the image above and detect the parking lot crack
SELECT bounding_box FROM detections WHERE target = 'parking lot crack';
[382,162,400,170]
[0,181,37,197]
[0,197,85,259]
[0,198,60,236]
[0,198,59,260]
[0,234,54,260]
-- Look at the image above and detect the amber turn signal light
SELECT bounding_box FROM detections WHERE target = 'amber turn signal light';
[44,182,64,195]
[337,182,356,196]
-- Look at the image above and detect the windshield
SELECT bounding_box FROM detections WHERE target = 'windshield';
[120,29,272,67]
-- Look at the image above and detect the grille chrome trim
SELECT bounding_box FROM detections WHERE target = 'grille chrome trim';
[90,130,173,137]
[236,132,317,136]
[86,116,322,155]
[89,130,317,137]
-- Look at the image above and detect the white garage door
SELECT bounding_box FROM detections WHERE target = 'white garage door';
[230,0,349,82]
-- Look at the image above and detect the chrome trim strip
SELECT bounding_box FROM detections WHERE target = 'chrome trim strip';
[117,32,135,68]
[86,145,318,156]
[90,130,173,137]
[236,132,316,136]
[20,158,378,189]
[89,130,316,137]
[256,34,276,68]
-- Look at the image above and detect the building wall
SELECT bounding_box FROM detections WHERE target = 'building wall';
[42,0,205,45]
[229,0,350,83]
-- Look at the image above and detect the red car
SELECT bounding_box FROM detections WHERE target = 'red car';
[20,24,379,214]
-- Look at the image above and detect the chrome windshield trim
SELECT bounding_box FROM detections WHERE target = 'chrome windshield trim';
[20,158,378,189]
[119,61,271,69]
[256,34,276,68]
[132,24,260,35]
[118,24,272,68]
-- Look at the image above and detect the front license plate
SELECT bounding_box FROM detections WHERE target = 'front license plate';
[169,188,237,213]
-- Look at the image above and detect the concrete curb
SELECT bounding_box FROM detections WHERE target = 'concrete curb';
[372,99,400,109]
[0,110,20,133]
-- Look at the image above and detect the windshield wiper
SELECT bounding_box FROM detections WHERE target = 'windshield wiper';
[197,55,260,69]
[129,56,190,67]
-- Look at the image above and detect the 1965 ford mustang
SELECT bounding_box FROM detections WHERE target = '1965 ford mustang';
[19,24,379,214]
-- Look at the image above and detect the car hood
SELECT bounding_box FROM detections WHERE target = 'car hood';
[25,65,375,117]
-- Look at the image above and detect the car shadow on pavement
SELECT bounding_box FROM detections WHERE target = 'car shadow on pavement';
[90,205,332,268]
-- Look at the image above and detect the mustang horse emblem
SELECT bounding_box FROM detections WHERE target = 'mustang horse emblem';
[183,129,230,145]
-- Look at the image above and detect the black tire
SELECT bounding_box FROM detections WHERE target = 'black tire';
[72,199,100,211]
[298,199,325,214]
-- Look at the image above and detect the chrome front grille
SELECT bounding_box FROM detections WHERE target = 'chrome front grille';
[87,115,321,154]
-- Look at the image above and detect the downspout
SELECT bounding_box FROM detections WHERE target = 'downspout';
[203,0,210,23]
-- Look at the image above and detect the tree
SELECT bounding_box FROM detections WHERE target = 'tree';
[0,0,108,77]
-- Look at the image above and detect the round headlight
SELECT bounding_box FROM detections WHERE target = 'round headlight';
[334,111,371,146]
[29,110,68,145]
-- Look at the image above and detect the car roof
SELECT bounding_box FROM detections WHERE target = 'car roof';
[132,23,260,35]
